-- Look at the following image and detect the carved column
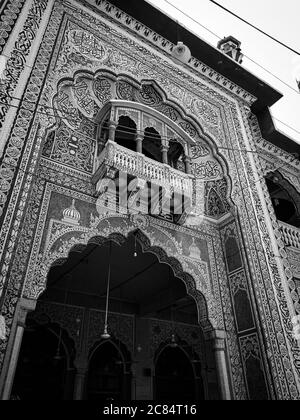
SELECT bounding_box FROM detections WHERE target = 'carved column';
[161,142,169,165]
[0,298,36,400]
[184,155,192,175]
[73,358,89,400]
[206,330,232,400]
[108,120,117,142]
[135,134,143,154]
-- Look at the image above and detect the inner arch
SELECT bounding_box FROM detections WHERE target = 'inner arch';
[13,232,219,400]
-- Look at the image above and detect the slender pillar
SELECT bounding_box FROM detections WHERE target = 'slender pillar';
[207,330,232,400]
[135,134,143,154]
[0,298,36,400]
[161,142,169,165]
[184,155,192,175]
[73,359,89,400]
[108,120,117,142]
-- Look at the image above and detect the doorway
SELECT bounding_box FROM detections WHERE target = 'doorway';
[155,346,197,401]
[87,341,130,401]
[11,233,213,400]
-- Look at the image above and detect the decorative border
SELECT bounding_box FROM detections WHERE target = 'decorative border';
[0,0,48,130]
[0,0,299,400]
[0,0,26,55]
[77,0,256,106]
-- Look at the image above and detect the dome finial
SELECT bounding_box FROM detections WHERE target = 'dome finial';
[189,237,201,260]
[62,199,81,225]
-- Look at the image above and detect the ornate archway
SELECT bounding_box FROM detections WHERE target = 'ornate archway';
[24,215,220,333]
[4,213,234,401]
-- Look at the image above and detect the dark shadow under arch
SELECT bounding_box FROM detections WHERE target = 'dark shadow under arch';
[87,340,132,401]
[11,321,75,400]
[47,229,212,332]
[154,343,204,401]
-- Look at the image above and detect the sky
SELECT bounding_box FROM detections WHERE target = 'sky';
[146,0,300,145]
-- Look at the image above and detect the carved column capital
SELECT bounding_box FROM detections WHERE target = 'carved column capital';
[108,120,117,142]
[17,298,37,328]
[205,329,227,351]
[135,133,144,153]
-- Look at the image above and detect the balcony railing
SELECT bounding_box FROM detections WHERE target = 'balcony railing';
[92,140,194,199]
[279,221,300,250]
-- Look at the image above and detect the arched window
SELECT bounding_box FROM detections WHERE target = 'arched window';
[115,116,137,153]
[142,127,162,163]
[155,346,198,401]
[87,341,130,402]
[11,323,73,400]
[266,174,300,228]
[168,140,185,171]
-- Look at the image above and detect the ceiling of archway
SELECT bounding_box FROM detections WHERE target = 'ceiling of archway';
[42,235,198,324]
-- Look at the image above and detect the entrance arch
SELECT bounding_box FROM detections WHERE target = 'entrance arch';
[11,322,74,400]
[7,220,233,400]
[154,345,203,401]
[29,222,216,332]
[87,340,131,401]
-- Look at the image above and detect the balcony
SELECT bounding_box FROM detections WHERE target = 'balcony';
[279,221,300,250]
[92,140,194,222]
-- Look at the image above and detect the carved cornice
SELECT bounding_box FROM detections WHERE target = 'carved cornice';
[73,0,256,106]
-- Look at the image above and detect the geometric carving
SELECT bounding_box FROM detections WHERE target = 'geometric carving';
[136,84,163,107]
[223,228,243,274]
[192,160,222,180]
[240,334,269,400]
[93,77,113,105]
[205,178,230,219]
[43,123,94,173]
[229,271,255,333]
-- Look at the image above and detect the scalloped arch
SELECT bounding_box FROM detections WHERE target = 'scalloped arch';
[33,227,214,333]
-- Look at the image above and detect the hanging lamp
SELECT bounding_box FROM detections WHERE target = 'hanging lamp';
[54,274,71,362]
[101,242,112,340]
[169,269,178,349]
[54,326,63,361]
[133,233,138,258]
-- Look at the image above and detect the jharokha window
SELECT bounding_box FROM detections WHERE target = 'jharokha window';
[92,100,195,224]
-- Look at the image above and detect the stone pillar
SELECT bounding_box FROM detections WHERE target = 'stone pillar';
[161,142,169,165]
[108,120,117,142]
[134,317,153,400]
[207,330,232,400]
[184,155,192,175]
[135,134,143,154]
[0,298,36,400]
[73,359,89,401]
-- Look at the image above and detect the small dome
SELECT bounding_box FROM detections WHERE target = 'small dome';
[189,238,201,260]
[62,199,81,225]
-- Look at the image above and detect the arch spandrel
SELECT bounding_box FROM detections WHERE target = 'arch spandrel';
[23,214,222,332]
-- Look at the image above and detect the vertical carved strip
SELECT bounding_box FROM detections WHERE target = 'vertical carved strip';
[0,0,27,55]
[221,221,270,399]
[0,0,48,130]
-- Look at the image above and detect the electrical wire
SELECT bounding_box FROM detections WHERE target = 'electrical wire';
[1,0,300,96]
[273,117,300,138]
[160,0,300,94]
[0,93,298,161]
[209,0,300,56]
[0,116,298,188]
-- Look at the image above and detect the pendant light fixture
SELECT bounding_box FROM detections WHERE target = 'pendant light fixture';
[54,326,63,361]
[170,306,178,349]
[101,241,112,340]
[54,273,71,362]
[133,233,138,258]
[169,266,178,349]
